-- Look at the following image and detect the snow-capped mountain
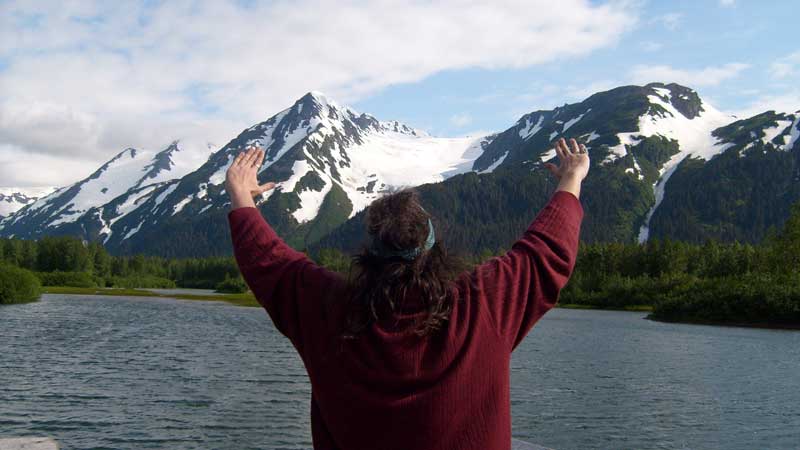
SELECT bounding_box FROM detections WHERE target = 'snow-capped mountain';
[0,141,212,239]
[3,83,798,256]
[103,92,496,254]
[644,108,800,243]
[177,91,493,223]
[0,187,55,218]
[0,92,495,253]
[468,83,738,242]
[319,82,799,254]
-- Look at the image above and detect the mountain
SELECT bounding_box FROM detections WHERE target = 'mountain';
[645,109,800,242]
[0,188,55,218]
[314,83,797,255]
[0,92,495,255]
[0,141,211,241]
[2,83,798,257]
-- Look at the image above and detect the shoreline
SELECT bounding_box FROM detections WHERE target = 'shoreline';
[644,315,800,331]
[40,287,800,331]
[42,286,260,308]
[557,303,653,312]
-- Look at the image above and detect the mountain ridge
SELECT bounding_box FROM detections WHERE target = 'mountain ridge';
[2,84,798,257]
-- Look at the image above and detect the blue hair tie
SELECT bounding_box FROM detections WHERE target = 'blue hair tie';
[369,218,436,260]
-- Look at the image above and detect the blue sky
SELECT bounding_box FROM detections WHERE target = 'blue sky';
[0,0,798,187]
[355,0,800,136]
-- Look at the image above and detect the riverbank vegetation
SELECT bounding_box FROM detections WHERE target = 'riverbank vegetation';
[0,236,246,294]
[0,263,41,304]
[2,202,799,326]
[41,286,259,307]
[559,202,800,327]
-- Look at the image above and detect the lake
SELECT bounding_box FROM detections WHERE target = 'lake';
[1,294,798,449]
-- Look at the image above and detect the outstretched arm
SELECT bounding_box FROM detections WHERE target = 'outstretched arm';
[226,147,341,354]
[468,138,589,351]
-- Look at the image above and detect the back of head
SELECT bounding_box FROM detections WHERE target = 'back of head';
[342,189,463,338]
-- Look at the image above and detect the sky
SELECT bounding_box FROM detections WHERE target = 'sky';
[1,0,798,189]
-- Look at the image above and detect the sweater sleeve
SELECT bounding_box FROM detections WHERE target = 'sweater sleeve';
[468,191,583,351]
[227,206,342,355]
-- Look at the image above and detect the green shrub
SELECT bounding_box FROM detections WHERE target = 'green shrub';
[560,273,699,309]
[650,273,800,326]
[215,274,249,293]
[36,270,96,288]
[0,263,42,304]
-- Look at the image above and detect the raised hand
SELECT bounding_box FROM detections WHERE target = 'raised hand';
[225,146,276,210]
[544,138,589,199]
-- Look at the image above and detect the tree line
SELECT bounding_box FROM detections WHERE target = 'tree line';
[0,235,248,302]
[2,201,800,327]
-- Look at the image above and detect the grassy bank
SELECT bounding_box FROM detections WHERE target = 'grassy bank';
[558,303,653,312]
[43,285,653,314]
[42,286,259,308]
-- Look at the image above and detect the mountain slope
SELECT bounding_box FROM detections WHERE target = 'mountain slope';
[316,83,800,255]
[0,188,54,218]
[107,92,495,255]
[646,110,800,243]
[0,92,494,255]
[4,83,799,257]
[0,141,209,240]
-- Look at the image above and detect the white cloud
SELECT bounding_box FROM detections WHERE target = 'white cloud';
[719,0,735,6]
[449,113,473,128]
[734,91,800,118]
[630,63,750,87]
[563,80,619,102]
[770,51,800,79]
[640,41,663,52]
[0,0,637,188]
[0,144,100,188]
[652,13,682,31]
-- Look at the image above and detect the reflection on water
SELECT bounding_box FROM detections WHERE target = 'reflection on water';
[1,294,798,449]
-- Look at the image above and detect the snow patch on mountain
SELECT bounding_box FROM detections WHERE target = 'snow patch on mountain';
[173,196,193,216]
[626,156,644,181]
[608,90,733,165]
[111,185,158,226]
[519,115,544,140]
[478,151,509,174]
[786,116,800,149]
[329,131,488,217]
[0,187,54,217]
[762,120,793,145]
[123,222,143,240]
[294,177,333,223]
[563,109,590,133]
[153,182,179,208]
[631,87,736,242]
[540,148,557,162]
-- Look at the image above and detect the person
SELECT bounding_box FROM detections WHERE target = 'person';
[225,137,588,450]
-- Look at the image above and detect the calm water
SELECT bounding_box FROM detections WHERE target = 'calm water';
[1,295,798,450]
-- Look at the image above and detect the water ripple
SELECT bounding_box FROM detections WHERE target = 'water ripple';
[1,294,799,449]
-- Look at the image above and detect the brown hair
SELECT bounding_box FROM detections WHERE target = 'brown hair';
[341,189,465,338]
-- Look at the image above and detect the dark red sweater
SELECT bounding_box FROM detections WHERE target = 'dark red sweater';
[228,191,584,450]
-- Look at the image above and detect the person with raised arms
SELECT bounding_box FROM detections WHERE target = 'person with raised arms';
[225,137,589,450]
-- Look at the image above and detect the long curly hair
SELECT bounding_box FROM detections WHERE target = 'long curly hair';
[340,189,465,338]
